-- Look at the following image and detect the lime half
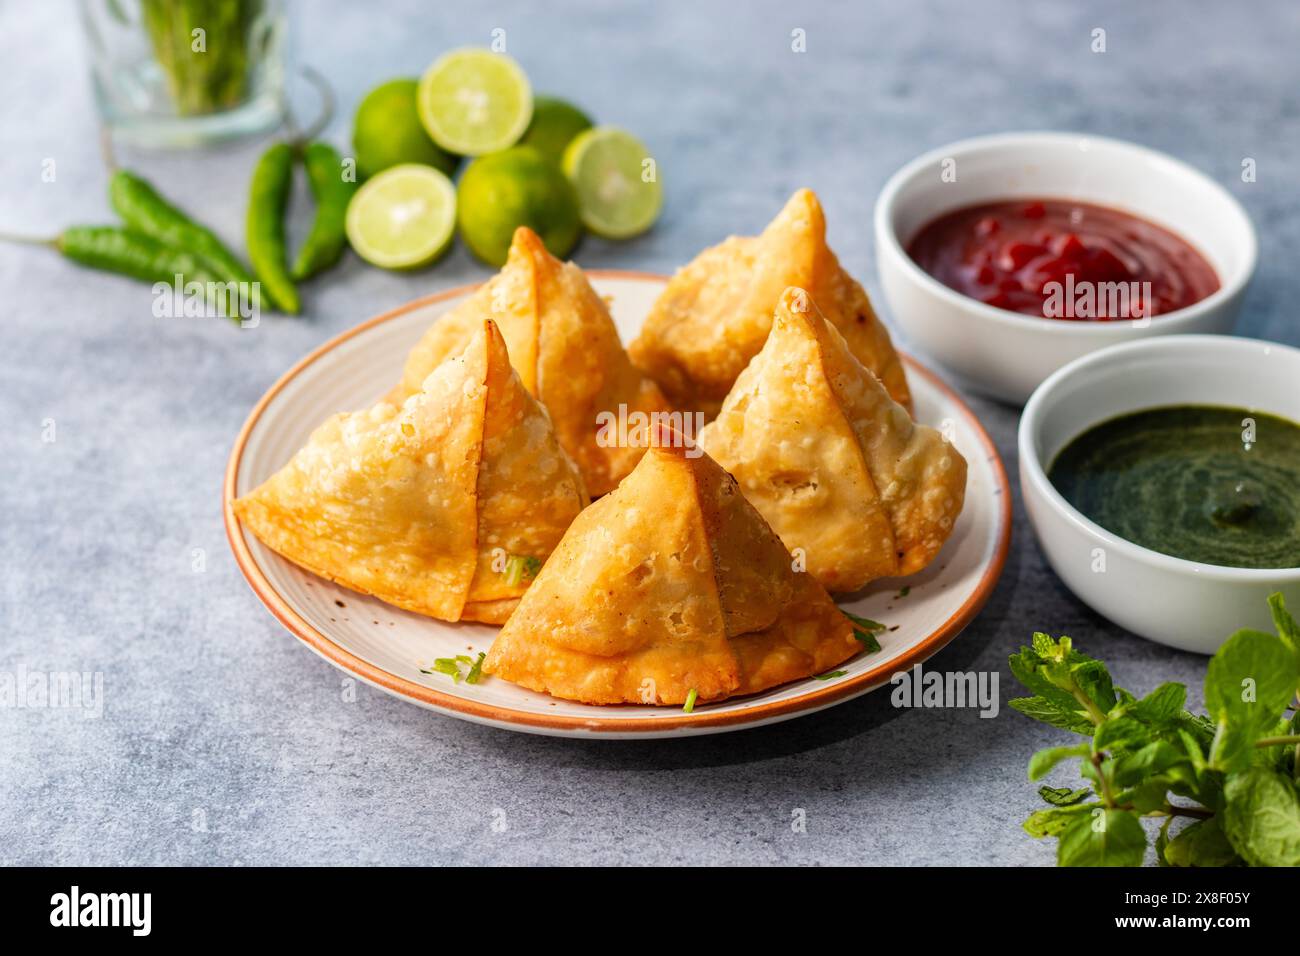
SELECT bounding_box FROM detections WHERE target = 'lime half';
[562,127,662,239]
[417,48,533,156]
[345,164,456,270]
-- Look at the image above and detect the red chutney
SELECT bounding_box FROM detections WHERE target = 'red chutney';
[906,199,1219,320]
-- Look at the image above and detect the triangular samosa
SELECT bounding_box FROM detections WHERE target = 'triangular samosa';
[629,188,910,417]
[483,428,860,705]
[389,226,671,496]
[234,319,588,624]
[698,287,965,593]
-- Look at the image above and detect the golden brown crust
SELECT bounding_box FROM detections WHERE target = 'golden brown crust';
[234,319,587,622]
[460,598,520,625]
[699,287,966,592]
[484,437,858,705]
[628,189,911,417]
[389,227,671,495]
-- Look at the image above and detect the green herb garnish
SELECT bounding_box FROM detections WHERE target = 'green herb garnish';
[815,670,848,681]
[683,688,698,713]
[896,586,911,598]
[843,610,885,653]
[503,554,543,588]
[421,652,487,685]
[465,652,486,685]
[1010,592,1300,867]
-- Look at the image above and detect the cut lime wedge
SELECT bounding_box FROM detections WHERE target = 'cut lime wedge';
[345,164,456,270]
[417,48,533,156]
[562,127,662,239]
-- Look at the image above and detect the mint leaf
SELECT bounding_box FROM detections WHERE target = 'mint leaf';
[1057,809,1146,866]
[1011,636,1114,724]
[1163,817,1242,868]
[844,611,885,653]
[1009,695,1096,735]
[1268,592,1300,655]
[1028,742,1090,781]
[1130,682,1187,723]
[1222,767,1300,866]
[843,611,885,632]
[1205,628,1298,771]
[1205,628,1297,727]
[1110,741,1190,790]
[1115,778,1178,814]
[1177,727,1208,775]
[1010,644,1094,721]
[1070,660,1117,716]
[1031,632,1056,656]
[1209,717,1259,775]
[1024,802,1099,838]
[1038,785,1091,806]
[1093,715,1153,753]
[1155,816,1173,866]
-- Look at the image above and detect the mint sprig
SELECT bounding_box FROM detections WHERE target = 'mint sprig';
[1010,593,1300,867]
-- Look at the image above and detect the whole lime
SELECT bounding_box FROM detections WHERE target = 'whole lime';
[520,95,593,166]
[457,146,581,267]
[353,78,458,181]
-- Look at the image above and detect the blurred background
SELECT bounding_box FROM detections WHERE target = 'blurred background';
[1,0,1297,865]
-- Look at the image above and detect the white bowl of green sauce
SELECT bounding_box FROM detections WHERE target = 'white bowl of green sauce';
[1020,335,1300,653]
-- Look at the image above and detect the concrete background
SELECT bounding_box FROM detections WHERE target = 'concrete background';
[1,0,1296,865]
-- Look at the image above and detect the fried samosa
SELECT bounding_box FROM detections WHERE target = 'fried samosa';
[233,319,588,624]
[483,429,861,705]
[389,226,671,496]
[629,188,910,417]
[698,287,966,593]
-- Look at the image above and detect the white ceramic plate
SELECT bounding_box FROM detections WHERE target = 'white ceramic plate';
[224,273,1011,738]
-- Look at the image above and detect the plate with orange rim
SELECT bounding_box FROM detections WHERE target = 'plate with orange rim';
[223,272,1012,738]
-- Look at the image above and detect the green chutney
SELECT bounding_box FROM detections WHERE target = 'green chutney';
[1047,405,1300,569]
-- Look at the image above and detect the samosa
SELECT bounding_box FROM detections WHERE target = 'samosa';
[233,319,588,624]
[389,226,671,496]
[483,428,861,705]
[629,188,910,417]
[698,287,966,593]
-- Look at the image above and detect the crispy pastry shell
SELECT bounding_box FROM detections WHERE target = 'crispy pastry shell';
[234,320,587,623]
[699,287,967,592]
[389,227,670,496]
[483,434,859,704]
[628,188,910,418]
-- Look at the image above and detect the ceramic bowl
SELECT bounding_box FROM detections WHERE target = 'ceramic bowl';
[874,132,1258,404]
[1019,335,1300,654]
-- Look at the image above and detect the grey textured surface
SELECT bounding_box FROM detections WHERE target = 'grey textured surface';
[2,0,1296,866]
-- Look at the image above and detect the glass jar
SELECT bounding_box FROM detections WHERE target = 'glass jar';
[80,0,288,148]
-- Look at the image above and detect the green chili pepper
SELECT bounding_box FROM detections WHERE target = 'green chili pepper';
[246,141,300,314]
[109,169,255,288]
[291,142,358,281]
[51,226,245,323]
[57,226,221,286]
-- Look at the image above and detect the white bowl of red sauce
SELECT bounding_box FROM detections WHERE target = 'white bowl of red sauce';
[875,132,1257,404]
